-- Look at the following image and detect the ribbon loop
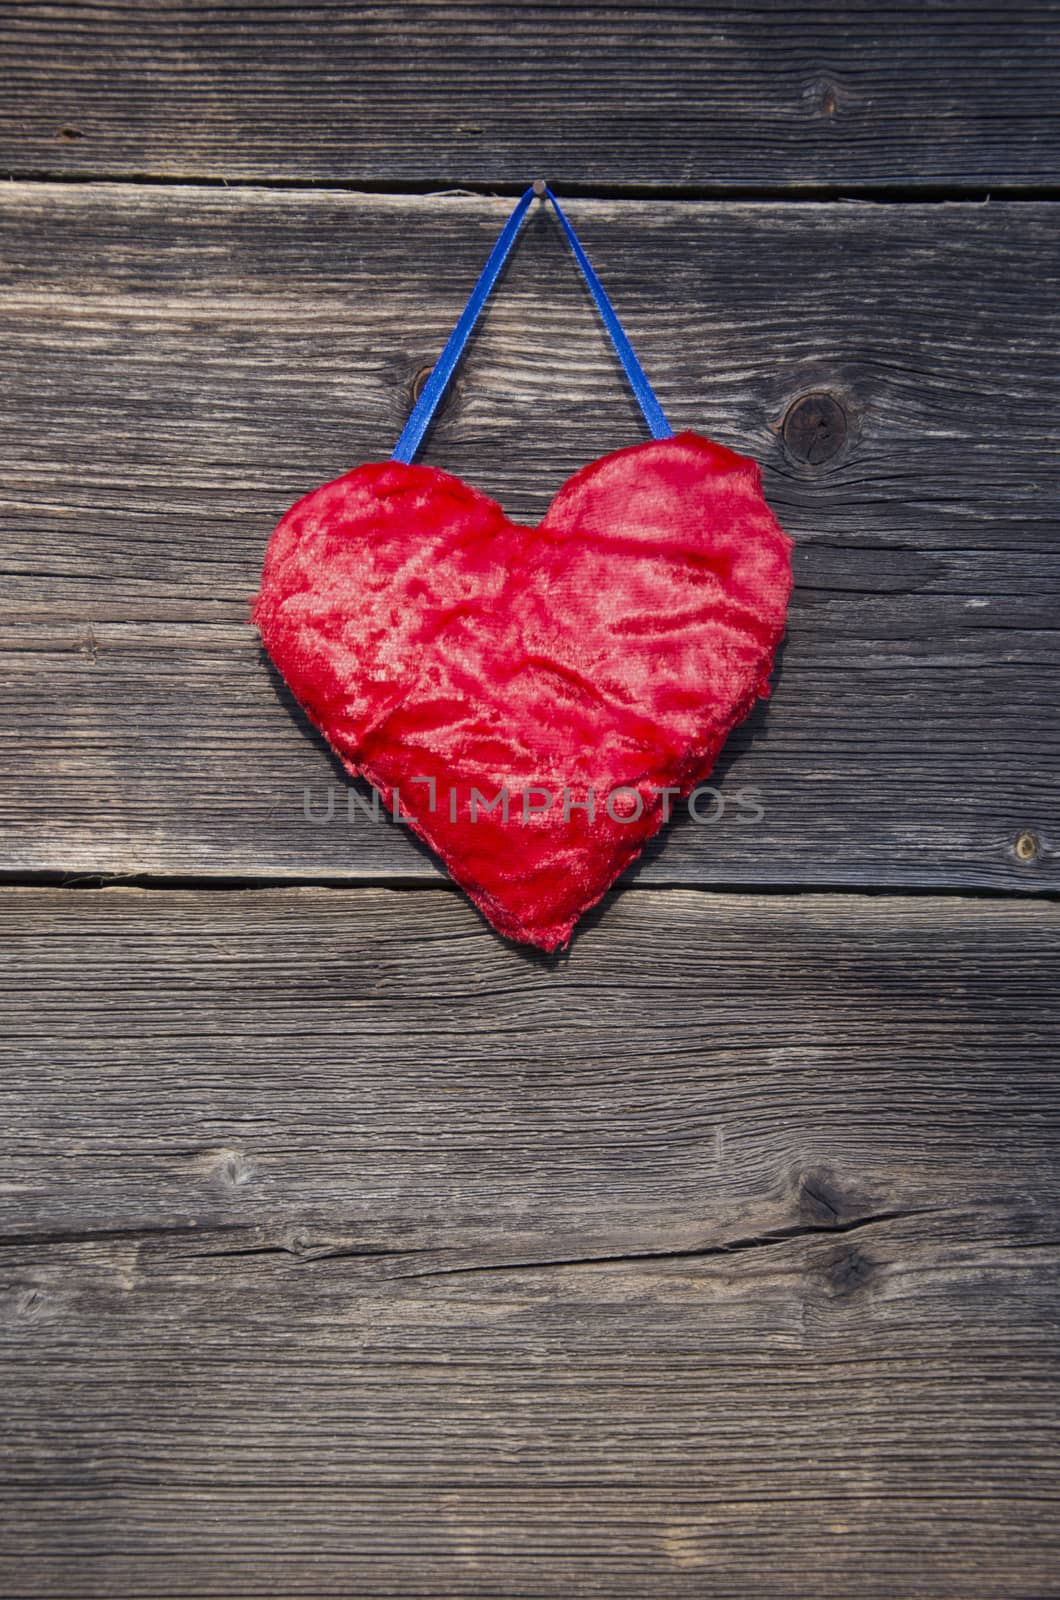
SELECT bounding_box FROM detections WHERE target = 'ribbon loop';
[392,185,673,464]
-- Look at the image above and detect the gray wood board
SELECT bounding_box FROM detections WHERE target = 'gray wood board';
[1,885,1057,1237]
[2,2,1059,192]
[1,885,1058,1596]
[0,185,1057,892]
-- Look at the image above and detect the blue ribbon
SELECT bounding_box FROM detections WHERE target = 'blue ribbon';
[392,184,673,464]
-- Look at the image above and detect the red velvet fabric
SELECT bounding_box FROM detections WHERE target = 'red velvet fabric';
[253,432,793,949]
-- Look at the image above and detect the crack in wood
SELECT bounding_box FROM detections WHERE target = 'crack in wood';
[0,1220,252,1250]
[392,1210,927,1281]
[184,1242,435,1263]
[0,1210,928,1272]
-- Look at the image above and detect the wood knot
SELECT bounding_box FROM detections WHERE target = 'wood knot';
[410,364,434,404]
[16,1287,46,1321]
[799,1171,843,1227]
[217,1151,255,1189]
[1015,830,1039,863]
[783,392,849,466]
[824,1243,875,1298]
[191,1147,256,1191]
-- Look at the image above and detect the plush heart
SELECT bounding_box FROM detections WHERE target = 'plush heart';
[253,432,793,950]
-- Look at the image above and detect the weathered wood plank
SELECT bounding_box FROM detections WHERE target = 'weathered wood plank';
[1,885,1058,1596]
[2,1219,1058,1598]
[0,185,1056,891]
[1,2,1059,192]
[0,886,1057,1237]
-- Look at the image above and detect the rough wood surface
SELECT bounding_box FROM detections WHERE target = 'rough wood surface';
[3,6,1059,1589]
[1,184,1057,891]
[2,2,1059,193]
[1,886,1058,1597]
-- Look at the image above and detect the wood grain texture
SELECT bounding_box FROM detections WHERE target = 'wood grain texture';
[1,2,1059,192]
[1,885,1058,1596]
[0,183,1057,891]
[3,8,1058,1596]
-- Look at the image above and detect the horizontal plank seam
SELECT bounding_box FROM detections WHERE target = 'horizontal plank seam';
[4,168,1060,205]
[0,871,1055,903]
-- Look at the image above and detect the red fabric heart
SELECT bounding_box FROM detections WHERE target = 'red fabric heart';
[253,432,793,950]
